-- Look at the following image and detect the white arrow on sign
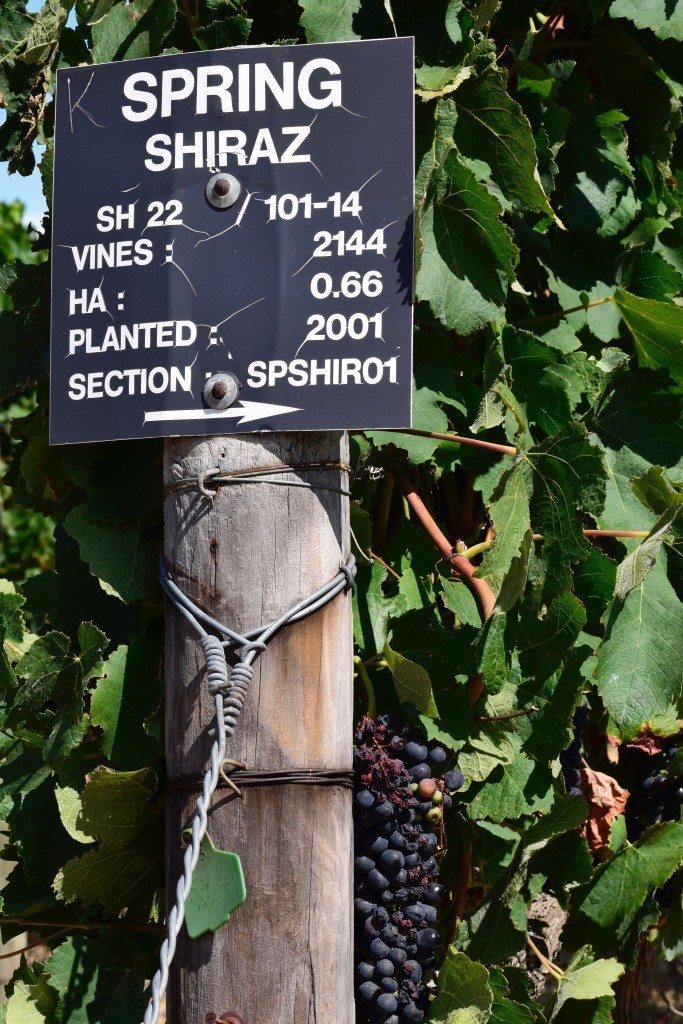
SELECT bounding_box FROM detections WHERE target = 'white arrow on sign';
[144,400,301,426]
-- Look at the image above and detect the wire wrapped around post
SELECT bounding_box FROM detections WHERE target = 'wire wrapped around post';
[143,554,356,1024]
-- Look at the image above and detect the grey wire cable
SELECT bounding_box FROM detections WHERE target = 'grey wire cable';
[144,553,356,1024]
[164,462,352,500]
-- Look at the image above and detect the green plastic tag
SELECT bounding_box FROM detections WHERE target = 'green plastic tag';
[185,834,246,939]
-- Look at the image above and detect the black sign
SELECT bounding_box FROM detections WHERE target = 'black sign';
[50,38,414,444]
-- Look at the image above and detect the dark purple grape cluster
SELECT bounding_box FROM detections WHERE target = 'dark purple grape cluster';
[353,713,463,1024]
[623,737,683,841]
[560,703,589,796]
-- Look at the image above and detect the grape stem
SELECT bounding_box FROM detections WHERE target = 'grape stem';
[461,531,649,561]
[460,539,494,559]
[476,706,538,723]
[354,656,377,719]
[576,529,649,539]
[370,551,401,580]
[447,838,473,945]
[0,928,71,961]
[373,473,394,555]
[526,935,565,980]
[517,295,613,326]
[377,428,518,457]
[0,916,164,934]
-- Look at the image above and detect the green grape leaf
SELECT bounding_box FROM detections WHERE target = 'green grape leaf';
[298,0,392,42]
[596,445,656,534]
[78,766,158,845]
[416,138,518,336]
[566,821,683,955]
[489,971,538,1024]
[19,0,70,64]
[46,933,153,1024]
[91,0,176,62]
[554,995,618,1024]
[75,0,115,26]
[194,13,251,49]
[526,426,607,601]
[1,748,78,885]
[594,557,683,739]
[613,289,683,383]
[573,547,617,629]
[459,724,519,785]
[0,0,34,53]
[353,560,403,659]
[531,832,593,898]
[466,751,555,823]
[632,466,683,515]
[609,0,683,40]
[502,327,580,436]
[591,367,681,471]
[659,875,683,962]
[13,623,108,765]
[429,949,494,1024]
[90,639,162,769]
[0,583,28,687]
[518,654,587,763]
[442,580,482,628]
[64,506,158,604]
[518,593,587,678]
[5,978,57,1024]
[617,247,683,302]
[25,532,136,644]
[478,462,531,608]
[523,796,589,851]
[474,822,519,885]
[55,784,95,845]
[549,949,625,1021]
[391,526,438,613]
[52,771,161,917]
[476,610,511,695]
[368,378,456,464]
[543,235,621,344]
[452,67,553,214]
[54,840,161,918]
[458,888,527,965]
[614,499,682,599]
[382,641,438,717]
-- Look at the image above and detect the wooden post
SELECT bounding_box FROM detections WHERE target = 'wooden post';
[163,431,354,1024]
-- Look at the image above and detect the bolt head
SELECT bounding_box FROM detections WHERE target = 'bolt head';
[205,172,241,209]
[203,371,240,410]
[212,176,231,197]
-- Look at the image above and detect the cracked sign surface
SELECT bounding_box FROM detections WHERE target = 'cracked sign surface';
[49,38,414,444]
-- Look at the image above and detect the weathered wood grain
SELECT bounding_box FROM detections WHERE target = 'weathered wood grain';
[163,432,353,1024]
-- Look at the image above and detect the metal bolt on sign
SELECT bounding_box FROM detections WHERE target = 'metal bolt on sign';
[205,173,242,209]
[203,372,240,409]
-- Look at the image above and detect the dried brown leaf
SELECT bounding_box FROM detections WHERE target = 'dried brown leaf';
[579,764,630,854]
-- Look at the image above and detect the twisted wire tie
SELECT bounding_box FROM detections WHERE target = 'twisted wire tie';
[164,461,352,501]
[144,554,355,1024]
